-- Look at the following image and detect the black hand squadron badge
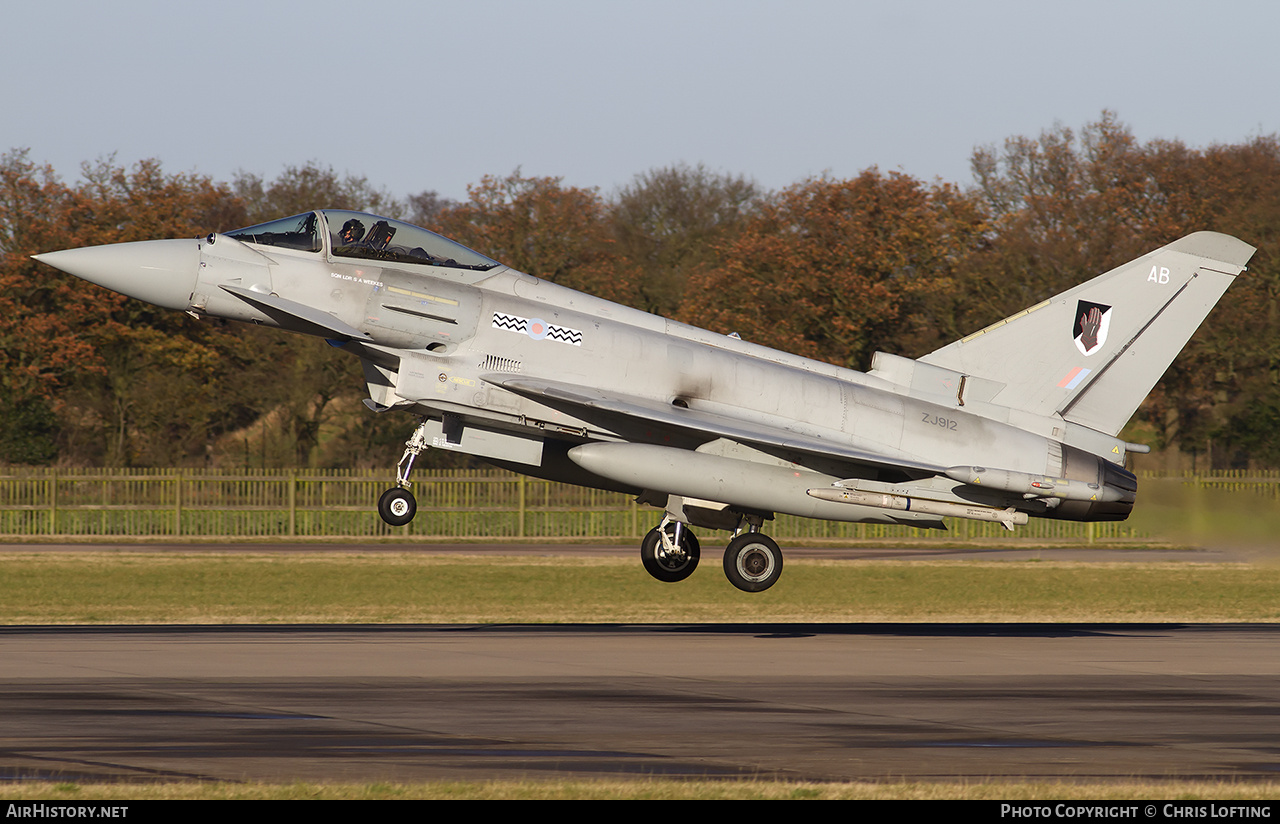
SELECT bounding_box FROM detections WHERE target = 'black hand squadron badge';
[1073,300,1112,356]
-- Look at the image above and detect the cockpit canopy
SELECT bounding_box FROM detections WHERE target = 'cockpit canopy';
[223,210,501,271]
[225,211,323,252]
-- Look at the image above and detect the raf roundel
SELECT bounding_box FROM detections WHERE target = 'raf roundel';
[491,312,583,346]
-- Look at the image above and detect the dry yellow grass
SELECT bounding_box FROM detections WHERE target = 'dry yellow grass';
[5,777,1280,800]
[1,551,1278,624]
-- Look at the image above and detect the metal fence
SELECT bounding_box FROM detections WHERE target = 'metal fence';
[0,467,1275,541]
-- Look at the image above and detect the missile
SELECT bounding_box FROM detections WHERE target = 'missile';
[804,487,1028,530]
[943,465,1127,503]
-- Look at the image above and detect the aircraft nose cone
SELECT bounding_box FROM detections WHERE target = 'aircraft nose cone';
[34,239,200,311]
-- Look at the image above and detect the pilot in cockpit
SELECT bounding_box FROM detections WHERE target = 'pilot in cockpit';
[337,219,366,247]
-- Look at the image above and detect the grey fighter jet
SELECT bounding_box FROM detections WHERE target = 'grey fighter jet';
[34,211,1255,592]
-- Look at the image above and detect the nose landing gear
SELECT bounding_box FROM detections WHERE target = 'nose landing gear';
[378,487,417,526]
[377,418,431,527]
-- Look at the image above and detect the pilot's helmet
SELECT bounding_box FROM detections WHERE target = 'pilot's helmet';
[339,219,365,243]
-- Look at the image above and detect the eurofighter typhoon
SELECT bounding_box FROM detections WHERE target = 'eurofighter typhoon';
[34,211,1255,591]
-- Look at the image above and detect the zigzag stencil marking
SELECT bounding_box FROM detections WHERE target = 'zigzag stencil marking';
[492,312,582,346]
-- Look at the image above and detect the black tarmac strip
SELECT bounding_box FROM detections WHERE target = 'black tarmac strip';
[2,621,1279,784]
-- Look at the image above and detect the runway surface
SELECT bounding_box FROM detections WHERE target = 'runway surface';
[4,623,1279,784]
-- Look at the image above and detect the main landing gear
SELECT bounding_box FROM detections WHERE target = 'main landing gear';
[722,532,784,593]
[377,419,430,527]
[640,519,701,582]
[640,520,784,593]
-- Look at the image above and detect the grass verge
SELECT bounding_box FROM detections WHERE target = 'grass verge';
[4,778,1280,800]
[1,551,1278,623]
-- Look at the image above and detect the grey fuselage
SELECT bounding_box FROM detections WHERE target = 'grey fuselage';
[197,213,1128,523]
[38,209,1148,529]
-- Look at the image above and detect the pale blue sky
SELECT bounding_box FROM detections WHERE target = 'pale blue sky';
[6,0,1277,202]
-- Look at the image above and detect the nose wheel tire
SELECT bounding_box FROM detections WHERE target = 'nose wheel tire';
[640,526,701,582]
[378,487,417,526]
[723,533,783,592]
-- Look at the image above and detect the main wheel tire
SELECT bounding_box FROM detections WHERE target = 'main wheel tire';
[640,526,700,582]
[378,487,417,526]
[723,533,783,592]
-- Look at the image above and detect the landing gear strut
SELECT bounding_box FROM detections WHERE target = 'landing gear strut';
[378,418,430,527]
[640,518,701,582]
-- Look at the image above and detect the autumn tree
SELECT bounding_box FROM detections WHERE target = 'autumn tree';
[965,112,1189,326]
[1143,137,1280,466]
[0,151,253,464]
[432,170,639,304]
[680,170,986,370]
[610,163,760,316]
[6,117,1278,470]
[232,161,402,225]
[405,189,454,227]
[965,114,1280,465]
[0,150,100,461]
[0,155,471,468]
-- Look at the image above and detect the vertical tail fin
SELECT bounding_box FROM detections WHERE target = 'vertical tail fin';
[918,232,1255,436]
